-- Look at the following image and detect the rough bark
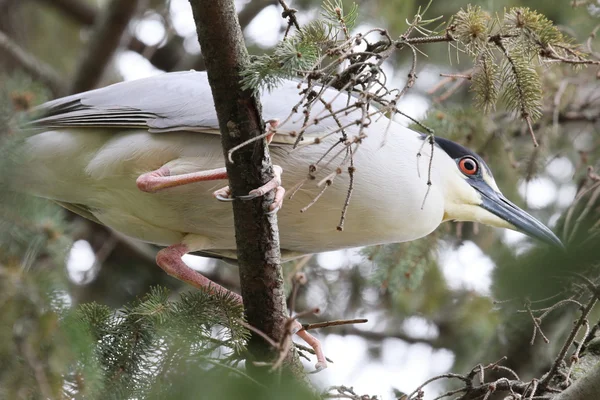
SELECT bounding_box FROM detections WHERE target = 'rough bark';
[554,361,600,400]
[69,0,139,94]
[188,0,301,375]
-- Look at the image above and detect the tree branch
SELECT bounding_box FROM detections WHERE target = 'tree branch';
[331,326,445,348]
[127,35,188,72]
[69,0,139,94]
[35,0,96,25]
[188,0,301,376]
[35,0,271,73]
[173,0,271,72]
[0,30,65,96]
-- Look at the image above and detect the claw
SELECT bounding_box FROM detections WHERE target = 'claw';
[237,193,260,201]
[291,321,303,335]
[310,362,327,373]
[265,119,279,144]
[210,121,284,210]
[215,194,234,202]
[315,361,327,370]
[270,186,285,212]
[213,186,233,202]
[234,165,284,213]
[294,321,327,371]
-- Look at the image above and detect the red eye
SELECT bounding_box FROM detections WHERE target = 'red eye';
[459,157,478,176]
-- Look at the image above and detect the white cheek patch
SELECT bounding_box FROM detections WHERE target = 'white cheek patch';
[481,168,501,193]
[444,203,515,230]
[456,171,482,206]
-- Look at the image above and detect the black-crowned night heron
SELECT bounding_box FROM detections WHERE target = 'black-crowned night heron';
[10,71,562,370]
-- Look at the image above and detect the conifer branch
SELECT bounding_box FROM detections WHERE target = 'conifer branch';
[277,0,300,38]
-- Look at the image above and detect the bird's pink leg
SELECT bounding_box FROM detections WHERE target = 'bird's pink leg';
[296,328,327,371]
[213,120,283,211]
[157,243,327,370]
[236,165,285,213]
[156,243,241,301]
[136,119,284,211]
[137,166,228,193]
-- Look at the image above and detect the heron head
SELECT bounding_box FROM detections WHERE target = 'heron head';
[434,136,563,247]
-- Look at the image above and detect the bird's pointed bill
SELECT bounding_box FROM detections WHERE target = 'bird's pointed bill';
[471,180,563,248]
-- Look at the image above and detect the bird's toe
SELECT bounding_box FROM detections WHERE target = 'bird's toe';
[314,361,327,372]
[237,165,285,212]
[213,186,233,201]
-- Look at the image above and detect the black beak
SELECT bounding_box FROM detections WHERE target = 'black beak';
[472,180,564,248]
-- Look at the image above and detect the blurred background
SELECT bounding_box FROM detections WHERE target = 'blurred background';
[1,0,600,399]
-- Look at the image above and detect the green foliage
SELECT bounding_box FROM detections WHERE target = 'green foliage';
[555,180,600,249]
[452,5,491,54]
[0,271,272,400]
[72,287,249,399]
[412,106,491,145]
[242,33,322,93]
[364,238,437,293]
[503,7,566,49]
[321,0,358,37]
[0,192,82,399]
[241,0,357,93]
[0,76,71,265]
[499,45,543,121]
[448,6,584,121]
[471,53,499,113]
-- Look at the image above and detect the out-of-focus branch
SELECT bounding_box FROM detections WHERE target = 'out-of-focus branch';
[0,30,65,96]
[128,35,187,72]
[35,0,271,73]
[174,0,271,71]
[331,326,445,348]
[36,0,96,25]
[238,0,271,28]
[69,0,139,94]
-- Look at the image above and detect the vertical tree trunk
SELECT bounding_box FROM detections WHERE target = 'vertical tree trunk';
[554,361,600,400]
[188,0,301,375]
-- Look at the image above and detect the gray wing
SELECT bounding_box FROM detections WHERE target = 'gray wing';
[27,70,368,145]
[29,71,219,134]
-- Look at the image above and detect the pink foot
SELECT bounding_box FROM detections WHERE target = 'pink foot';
[237,165,285,213]
[157,243,327,371]
[293,320,327,371]
[137,166,228,193]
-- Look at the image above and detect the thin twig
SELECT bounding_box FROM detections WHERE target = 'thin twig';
[277,0,300,39]
[526,300,550,344]
[240,321,278,349]
[70,0,140,93]
[337,145,355,231]
[301,318,368,331]
[540,288,599,387]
